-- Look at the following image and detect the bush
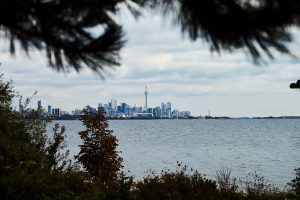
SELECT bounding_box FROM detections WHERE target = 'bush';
[288,168,300,198]
[0,72,78,199]
[135,165,219,200]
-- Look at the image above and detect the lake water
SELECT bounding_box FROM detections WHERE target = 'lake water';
[49,119,300,187]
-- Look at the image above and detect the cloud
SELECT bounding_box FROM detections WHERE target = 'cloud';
[1,9,300,117]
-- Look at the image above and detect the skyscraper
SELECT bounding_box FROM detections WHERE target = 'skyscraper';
[52,108,60,117]
[166,102,172,118]
[161,102,166,117]
[37,100,42,109]
[144,85,148,110]
[111,98,117,111]
[48,105,51,114]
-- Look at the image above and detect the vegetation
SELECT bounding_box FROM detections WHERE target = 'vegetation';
[75,110,124,188]
[0,73,299,199]
[288,168,300,198]
[290,80,300,90]
[1,0,299,199]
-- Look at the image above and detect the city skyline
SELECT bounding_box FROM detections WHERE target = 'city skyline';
[36,85,192,118]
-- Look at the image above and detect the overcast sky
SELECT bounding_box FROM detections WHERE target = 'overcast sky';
[1,9,300,117]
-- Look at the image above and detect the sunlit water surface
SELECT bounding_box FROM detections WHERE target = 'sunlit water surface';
[48,119,300,187]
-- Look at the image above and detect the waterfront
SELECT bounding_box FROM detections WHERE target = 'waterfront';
[50,119,300,187]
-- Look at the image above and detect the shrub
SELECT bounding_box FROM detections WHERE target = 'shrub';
[288,168,300,198]
[242,172,288,200]
[0,72,77,199]
[135,165,219,200]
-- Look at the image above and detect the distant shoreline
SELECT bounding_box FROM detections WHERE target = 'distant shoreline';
[51,116,300,120]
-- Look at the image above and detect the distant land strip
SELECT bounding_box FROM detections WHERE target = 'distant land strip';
[51,115,300,120]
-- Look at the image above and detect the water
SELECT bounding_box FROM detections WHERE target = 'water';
[49,119,300,187]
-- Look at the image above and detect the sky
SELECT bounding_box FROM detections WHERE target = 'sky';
[1,8,300,117]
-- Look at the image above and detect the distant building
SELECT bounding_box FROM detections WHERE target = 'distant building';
[97,103,102,111]
[121,103,129,113]
[135,106,143,114]
[166,102,172,118]
[52,108,60,117]
[117,105,122,113]
[74,109,81,115]
[180,111,191,118]
[37,100,42,109]
[147,108,153,116]
[125,107,132,117]
[47,105,51,115]
[153,107,161,118]
[60,111,69,116]
[111,98,117,111]
[172,109,180,118]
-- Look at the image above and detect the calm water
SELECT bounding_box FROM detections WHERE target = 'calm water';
[49,119,300,187]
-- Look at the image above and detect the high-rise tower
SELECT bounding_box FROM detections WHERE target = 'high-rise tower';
[37,100,42,109]
[144,85,148,110]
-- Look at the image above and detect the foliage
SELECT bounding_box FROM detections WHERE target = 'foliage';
[154,0,297,64]
[288,168,300,198]
[290,80,300,90]
[0,0,150,74]
[1,0,300,73]
[0,90,71,173]
[216,165,238,192]
[0,73,77,199]
[45,123,72,171]
[135,164,219,200]
[215,165,242,199]
[0,73,14,109]
[75,110,123,188]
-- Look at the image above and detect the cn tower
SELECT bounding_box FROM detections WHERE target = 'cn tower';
[144,85,148,110]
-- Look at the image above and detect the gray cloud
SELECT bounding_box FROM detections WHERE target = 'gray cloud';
[1,9,300,117]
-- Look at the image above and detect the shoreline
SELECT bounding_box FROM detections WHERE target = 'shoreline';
[51,116,300,120]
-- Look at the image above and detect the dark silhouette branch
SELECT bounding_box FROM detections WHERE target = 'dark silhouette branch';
[0,0,150,74]
[290,80,300,90]
[153,0,300,63]
[1,0,300,73]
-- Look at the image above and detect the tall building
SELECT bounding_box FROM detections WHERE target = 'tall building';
[74,109,81,115]
[37,100,42,109]
[161,102,166,117]
[111,98,117,111]
[147,108,153,116]
[144,85,148,110]
[121,102,127,113]
[52,108,60,117]
[97,103,103,111]
[153,106,161,117]
[117,106,122,112]
[47,105,51,114]
[166,102,172,118]
[172,109,180,118]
